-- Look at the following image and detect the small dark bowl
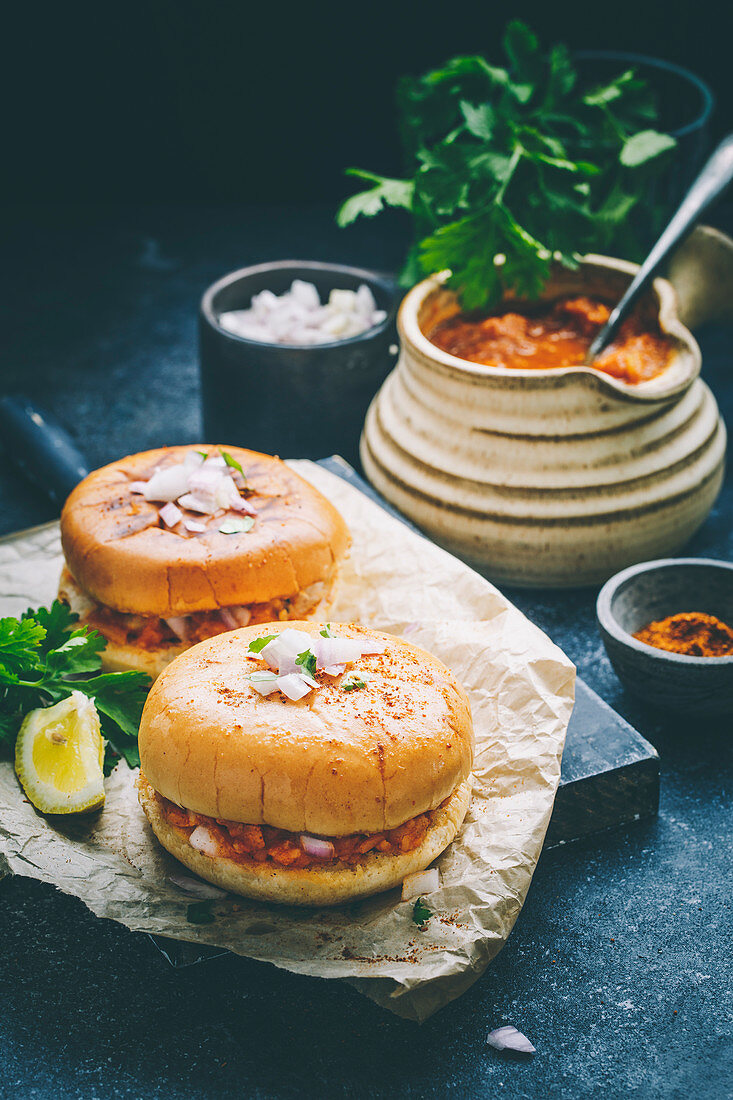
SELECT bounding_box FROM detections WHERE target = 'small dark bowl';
[597,558,733,716]
[199,260,399,466]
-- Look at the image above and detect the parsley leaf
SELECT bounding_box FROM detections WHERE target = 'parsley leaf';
[320,624,334,638]
[413,898,432,928]
[0,601,150,766]
[342,678,366,692]
[295,649,318,678]
[337,20,675,308]
[248,635,277,654]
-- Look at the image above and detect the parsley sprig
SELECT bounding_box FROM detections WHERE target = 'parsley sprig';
[0,602,150,773]
[337,21,676,309]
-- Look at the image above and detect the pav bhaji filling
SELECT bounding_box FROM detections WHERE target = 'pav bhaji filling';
[428,295,673,384]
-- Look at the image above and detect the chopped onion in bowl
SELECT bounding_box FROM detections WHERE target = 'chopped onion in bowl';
[300,835,336,860]
[218,279,388,346]
[486,1026,536,1055]
[401,868,440,901]
[159,502,183,528]
[189,826,219,857]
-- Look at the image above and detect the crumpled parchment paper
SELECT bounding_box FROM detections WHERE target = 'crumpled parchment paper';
[0,461,575,1021]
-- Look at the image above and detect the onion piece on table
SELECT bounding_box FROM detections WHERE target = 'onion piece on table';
[401,867,440,901]
[486,1026,536,1055]
[300,835,336,860]
[168,873,227,899]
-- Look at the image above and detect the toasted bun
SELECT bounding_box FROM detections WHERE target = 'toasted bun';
[139,622,474,836]
[60,446,350,616]
[138,771,472,906]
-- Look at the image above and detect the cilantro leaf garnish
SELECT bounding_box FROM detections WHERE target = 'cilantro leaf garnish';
[0,601,150,770]
[195,449,208,459]
[219,517,255,535]
[248,635,277,654]
[219,449,246,481]
[413,898,432,928]
[186,900,216,924]
[342,678,366,692]
[337,20,675,309]
[295,649,318,678]
[320,624,334,638]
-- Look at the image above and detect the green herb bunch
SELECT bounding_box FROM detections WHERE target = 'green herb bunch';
[0,602,150,772]
[337,21,676,309]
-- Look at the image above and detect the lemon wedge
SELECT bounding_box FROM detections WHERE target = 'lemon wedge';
[15,691,105,814]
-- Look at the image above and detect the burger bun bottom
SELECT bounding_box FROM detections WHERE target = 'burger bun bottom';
[138,774,472,907]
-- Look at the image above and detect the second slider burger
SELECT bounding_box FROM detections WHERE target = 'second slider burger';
[137,622,474,906]
[59,445,350,679]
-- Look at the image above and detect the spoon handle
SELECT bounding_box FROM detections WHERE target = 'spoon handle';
[587,132,733,361]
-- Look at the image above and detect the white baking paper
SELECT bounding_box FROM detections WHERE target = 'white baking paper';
[0,460,575,1021]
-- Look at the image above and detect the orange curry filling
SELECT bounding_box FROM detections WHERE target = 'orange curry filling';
[86,597,298,651]
[158,793,439,869]
[429,295,673,384]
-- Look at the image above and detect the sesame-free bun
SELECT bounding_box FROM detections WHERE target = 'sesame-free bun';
[138,771,472,907]
[138,622,474,837]
[60,446,350,617]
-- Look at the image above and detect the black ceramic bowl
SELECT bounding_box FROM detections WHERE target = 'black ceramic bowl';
[597,558,733,716]
[199,260,399,466]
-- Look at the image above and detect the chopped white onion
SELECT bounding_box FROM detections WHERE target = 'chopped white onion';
[276,673,313,701]
[159,501,183,528]
[322,663,346,676]
[486,1026,536,1055]
[218,279,387,346]
[249,672,280,696]
[401,868,440,901]
[168,873,227,899]
[229,494,257,516]
[218,608,239,631]
[260,629,314,672]
[164,616,188,641]
[143,464,190,502]
[184,519,207,533]
[228,606,252,627]
[183,450,206,472]
[189,826,219,857]
[188,468,227,496]
[178,492,217,515]
[300,835,336,860]
[312,636,367,670]
[129,480,149,494]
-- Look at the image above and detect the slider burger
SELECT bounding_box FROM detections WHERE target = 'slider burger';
[137,622,474,906]
[59,445,350,680]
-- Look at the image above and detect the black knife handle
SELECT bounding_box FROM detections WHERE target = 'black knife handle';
[0,395,90,508]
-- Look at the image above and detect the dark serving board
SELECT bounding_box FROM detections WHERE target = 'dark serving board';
[319,456,660,850]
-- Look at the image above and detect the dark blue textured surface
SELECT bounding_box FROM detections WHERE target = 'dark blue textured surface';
[0,204,730,1099]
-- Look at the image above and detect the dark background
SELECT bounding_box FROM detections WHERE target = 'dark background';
[2,0,730,210]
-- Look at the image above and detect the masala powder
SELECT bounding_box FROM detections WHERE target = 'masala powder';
[633,612,733,658]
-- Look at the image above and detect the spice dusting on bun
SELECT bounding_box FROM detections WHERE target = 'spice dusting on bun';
[137,622,474,906]
[59,446,350,680]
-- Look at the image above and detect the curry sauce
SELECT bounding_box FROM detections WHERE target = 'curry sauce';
[428,295,673,384]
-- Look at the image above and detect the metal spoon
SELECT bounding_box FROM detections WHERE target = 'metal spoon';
[586,132,733,363]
